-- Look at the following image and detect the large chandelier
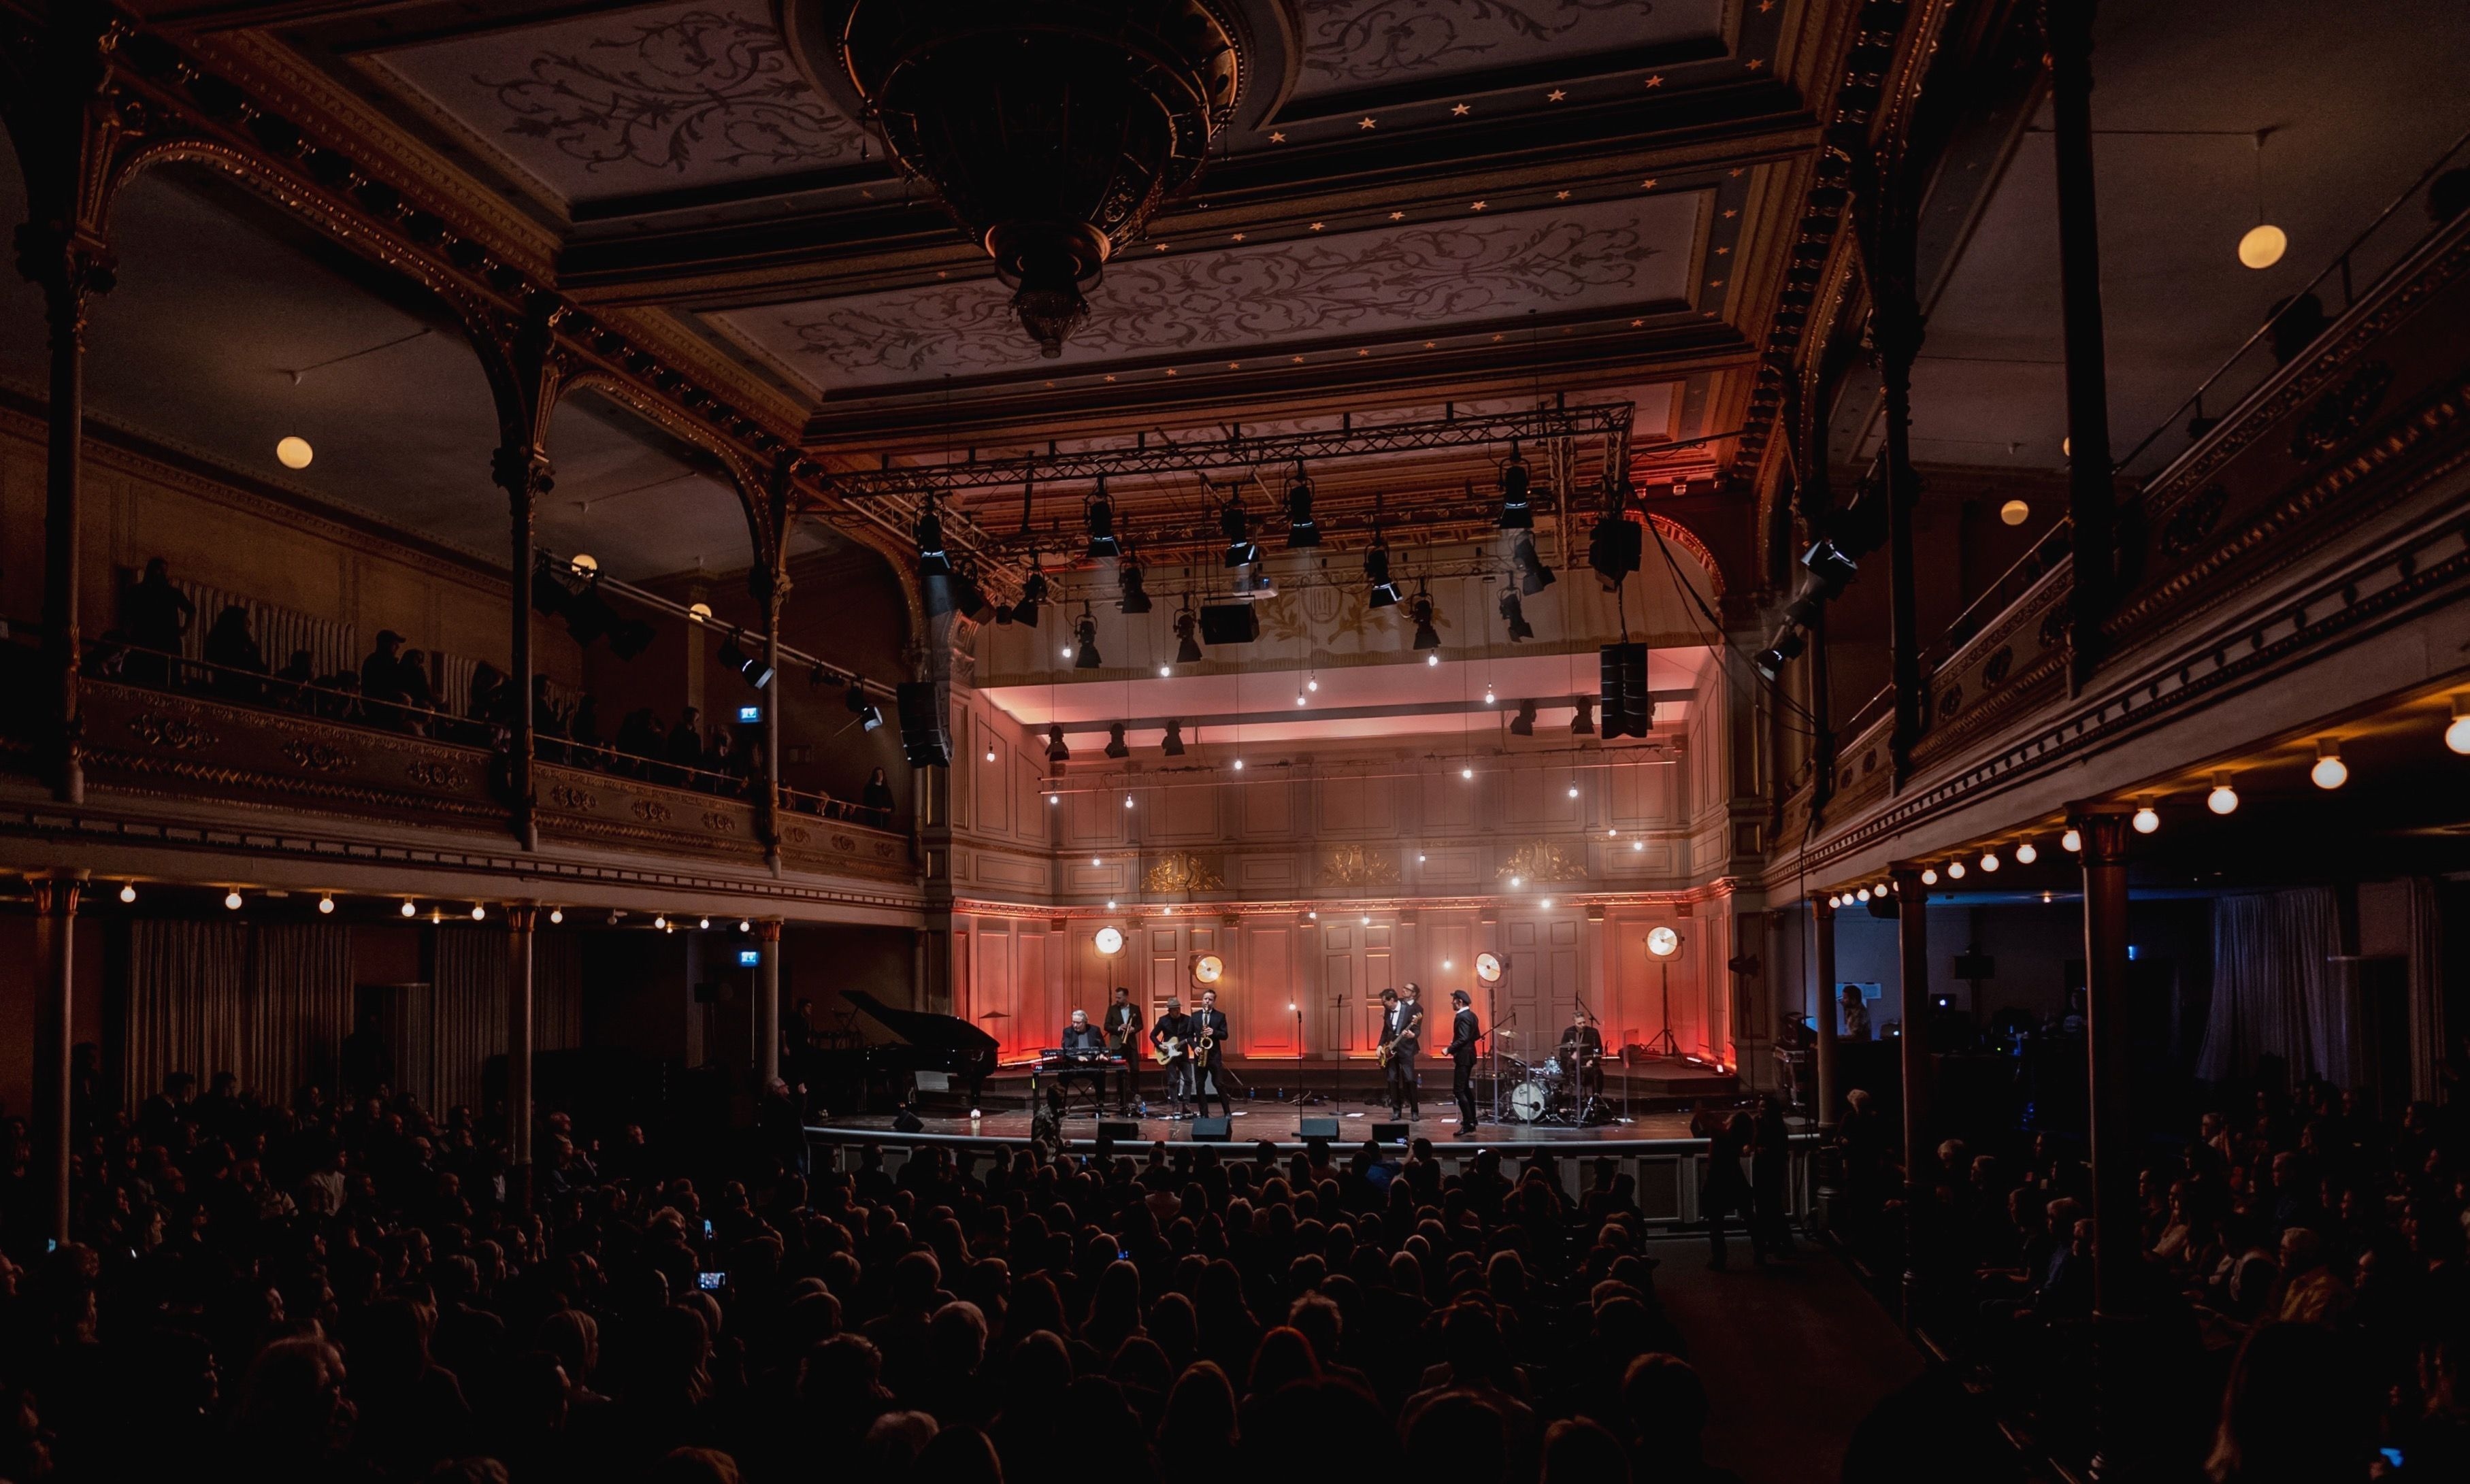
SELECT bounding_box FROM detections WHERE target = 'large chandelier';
[825,1,1242,357]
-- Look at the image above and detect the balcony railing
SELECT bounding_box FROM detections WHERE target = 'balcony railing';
[5,641,912,882]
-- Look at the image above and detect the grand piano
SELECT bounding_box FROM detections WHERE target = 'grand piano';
[838,991,1000,1111]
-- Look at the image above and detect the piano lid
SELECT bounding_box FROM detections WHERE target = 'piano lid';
[844,991,1000,1054]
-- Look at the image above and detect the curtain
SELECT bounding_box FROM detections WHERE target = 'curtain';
[124,922,252,1108]
[538,932,584,1053]
[2196,887,2346,1085]
[122,921,352,1108]
[2407,878,2447,1102]
[167,574,357,682]
[250,925,355,1100]
[431,928,507,1116]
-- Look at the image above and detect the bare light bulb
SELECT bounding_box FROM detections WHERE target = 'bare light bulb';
[1980,852,2000,872]
[1232,759,1244,770]
[738,919,751,931]
[654,915,667,929]
[224,890,244,910]
[1426,653,1439,667]
[1294,693,1306,706]
[2133,801,2160,834]
[401,900,418,917]
[2015,842,2038,864]
[2310,739,2348,790]
[118,883,136,903]
[1855,887,1871,902]
[1541,899,1553,909]
[699,917,710,929]
[1306,679,1318,692]
[550,908,563,925]
[317,895,335,914]
[985,748,996,762]
[275,435,314,469]
[1484,687,1496,705]
[2207,774,2239,814]
[1162,665,1172,677]
[1568,785,1579,798]
[1462,766,1475,780]
[1048,792,1061,805]
[2238,222,2287,269]
[2062,828,2082,853]
[2448,698,2470,755]
[1510,876,1524,889]
[1123,793,1134,809]
[1360,914,1370,925]
[1920,868,1938,886]
[1999,499,2030,526]
[471,904,487,921]
[1947,861,1966,880]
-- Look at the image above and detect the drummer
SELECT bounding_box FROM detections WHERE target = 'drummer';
[1558,1008,1606,1100]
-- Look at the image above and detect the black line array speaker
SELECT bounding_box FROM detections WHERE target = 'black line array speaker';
[1197,604,1260,645]
[1298,1119,1340,1140]
[1191,1117,1233,1142]
[1599,642,1651,739]
[894,682,951,767]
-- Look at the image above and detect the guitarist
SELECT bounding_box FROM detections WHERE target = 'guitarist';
[1102,985,1145,1115]
[1151,997,1194,1118]
[1379,985,1423,1119]
[1191,988,1232,1119]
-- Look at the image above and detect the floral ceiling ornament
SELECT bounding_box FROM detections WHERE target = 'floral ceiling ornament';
[1319,844,1401,887]
[478,5,864,177]
[1145,851,1226,894]
[1496,839,1589,883]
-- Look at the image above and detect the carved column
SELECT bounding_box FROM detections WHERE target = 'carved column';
[755,919,785,1085]
[1812,896,1841,1131]
[756,455,795,875]
[504,903,537,1208]
[2047,0,2118,689]
[2072,804,2142,1474]
[494,448,550,851]
[1854,146,1926,787]
[29,870,84,1245]
[1890,863,1930,1324]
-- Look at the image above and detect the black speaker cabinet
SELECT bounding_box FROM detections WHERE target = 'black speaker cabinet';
[1191,1117,1233,1142]
[1197,604,1260,645]
[894,681,951,767]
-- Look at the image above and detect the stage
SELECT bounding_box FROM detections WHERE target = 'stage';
[809,1103,1700,1151]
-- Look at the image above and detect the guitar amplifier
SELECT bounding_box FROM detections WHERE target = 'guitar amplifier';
[1191,1117,1232,1142]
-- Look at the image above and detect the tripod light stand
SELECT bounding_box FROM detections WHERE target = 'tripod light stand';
[1643,925,1682,1059]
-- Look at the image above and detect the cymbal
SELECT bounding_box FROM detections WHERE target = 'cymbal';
[976,1011,1012,1019]
[1492,1029,1518,1040]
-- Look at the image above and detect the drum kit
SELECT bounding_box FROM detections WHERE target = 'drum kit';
[1489,1030,1610,1125]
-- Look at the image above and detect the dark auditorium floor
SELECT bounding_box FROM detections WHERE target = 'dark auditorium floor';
[1645,1238,1926,1484]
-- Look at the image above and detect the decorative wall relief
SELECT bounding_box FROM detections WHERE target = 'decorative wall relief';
[404,760,463,789]
[1319,844,1400,887]
[1145,851,1226,893]
[129,714,216,751]
[546,782,597,811]
[279,738,355,772]
[1496,840,1588,883]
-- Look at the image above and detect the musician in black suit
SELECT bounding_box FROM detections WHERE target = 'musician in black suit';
[1057,1009,1109,1114]
[1190,989,1231,1118]
[1380,985,1423,1119]
[1447,989,1481,1135]
[1558,1009,1606,1105]
[1102,986,1145,1115]
[1151,998,1193,1117]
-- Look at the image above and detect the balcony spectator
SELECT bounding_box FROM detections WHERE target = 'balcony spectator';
[276,648,316,710]
[617,708,665,777]
[122,556,195,687]
[362,631,410,729]
[706,728,739,793]
[665,706,706,785]
[570,693,604,765]
[203,605,268,702]
[534,676,570,763]
[863,766,898,817]
[466,661,508,747]
[399,648,438,733]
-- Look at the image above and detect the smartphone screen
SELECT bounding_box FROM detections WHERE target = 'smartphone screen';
[697,1271,725,1291]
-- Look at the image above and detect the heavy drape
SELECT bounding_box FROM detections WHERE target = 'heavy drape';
[2195,887,2345,1084]
[122,921,352,1106]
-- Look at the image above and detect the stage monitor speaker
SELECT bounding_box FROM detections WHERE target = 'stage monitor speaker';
[894,681,951,767]
[1191,1117,1232,1142]
[1197,604,1261,645]
[1599,642,1651,738]
[1371,1121,1409,1142]
[891,1108,925,1133]
[1298,1119,1340,1141]
[1098,1120,1138,1141]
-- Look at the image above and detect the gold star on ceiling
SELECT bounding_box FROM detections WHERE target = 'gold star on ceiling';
[1746,58,1766,71]
[1104,374,1117,382]
[1357,116,1377,129]
[1715,246,1730,255]
[1230,232,1245,241]
[1547,88,1568,101]
[1630,318,1645,327]
[1555,190,1571,200]
[1722,208,1739,218]
[1388,210,1405,220]
[1640,178,1659,189]
[1291,355,1304,363]
[1164,368,1177,376]
[1729,167,1745,177]
[1708,278,1725,288]
[1423,340,1436,349]
[1309,222,1325,231]
[1643,74,1665,88]
[1155,242,1170,250]
[1269,131,1287,143]
[1228,362,1241,369]
[1451,103,1471,116]
[1470,201,1487,211]
[1357,348,1370,357]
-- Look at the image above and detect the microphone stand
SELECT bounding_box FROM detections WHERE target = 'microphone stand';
[1294,1003,1323,1107]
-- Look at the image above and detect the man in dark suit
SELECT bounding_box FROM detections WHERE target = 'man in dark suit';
[1447,989,1481,1135]
[1191,988,1231,1118]
[1381,985,1423,1119]
[1102,986,1145,1115]
[1056,1008,1108,1115]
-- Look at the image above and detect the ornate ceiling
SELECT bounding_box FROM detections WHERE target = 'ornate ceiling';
[159,0,1835,575]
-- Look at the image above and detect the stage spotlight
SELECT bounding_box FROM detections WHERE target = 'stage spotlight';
[1802,538,1860,596]
[1174,607,1203,664]
[1499,588,1534,642]
[1509,699,1537,736]
[1497,442,1533,529]
[1105,723,1130,759]
[1009,569,1047,627]
[1511,532,1555,595]
[1571,695,1596,736]
[846,683,882,731]
[1410,593,1440,650]
[915,501,951,578]
[721,632,774,690]
[1220,494,1259,567]
[1074,612,1102,670]
[1161,720,1186,757]
[1753,631,1806,682]
[1285,463,1321,547]
[1117,557,1153,614]
[1365,538,1402,608]
[529,553,574,618]
[1085,482,1119,558]
[1047,724,1070,763]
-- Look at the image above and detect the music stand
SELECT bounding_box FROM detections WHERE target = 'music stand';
[1643,926,1682,1059]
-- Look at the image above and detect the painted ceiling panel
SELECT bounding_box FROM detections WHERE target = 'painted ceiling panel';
[365,0,870,210]
[713,188,1705,393]
[1288,0,1730,104]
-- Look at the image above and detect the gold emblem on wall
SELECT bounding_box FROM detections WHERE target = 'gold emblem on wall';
[1319,844,1400,887]
[1496,840,1588,883]
[1145,851,1225,893]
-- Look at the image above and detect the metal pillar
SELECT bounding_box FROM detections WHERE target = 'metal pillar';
[504,903,536,1207]
[1812,897,1841,1131]
[29,870,84,1245]
[756,919,784,1085]
[2047,0,2119,688]
[1890,863,1930,1323]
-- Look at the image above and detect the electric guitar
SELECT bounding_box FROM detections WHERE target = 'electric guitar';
[1152,1036,1185,1066]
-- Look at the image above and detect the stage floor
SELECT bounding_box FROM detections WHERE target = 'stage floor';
[810,1103,1700,1149]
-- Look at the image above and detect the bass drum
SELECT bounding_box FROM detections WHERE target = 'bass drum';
[1508,1078,1553,1123]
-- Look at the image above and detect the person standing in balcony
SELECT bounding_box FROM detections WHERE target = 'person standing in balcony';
[862,766,898,819]
[397,648,438,734]
[665,706,705,786]
[276,648,316,711]
[202,606,267,703]
[361,631,410,730]
[122,557,194,687]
